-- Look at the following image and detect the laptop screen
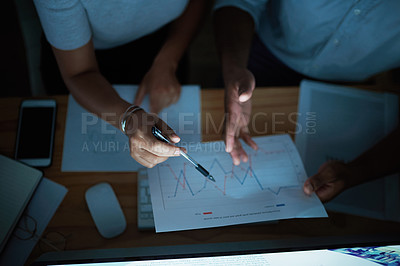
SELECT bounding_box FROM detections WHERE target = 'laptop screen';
[34,237,400,266]
[50,247,400,266]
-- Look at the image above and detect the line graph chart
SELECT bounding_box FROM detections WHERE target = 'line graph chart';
[160,152,297,196]
[147,134,327,232]
[155,138,302,210]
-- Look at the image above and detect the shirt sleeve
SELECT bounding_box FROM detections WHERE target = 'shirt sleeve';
[213,0,268,30]
[33,0,91,50]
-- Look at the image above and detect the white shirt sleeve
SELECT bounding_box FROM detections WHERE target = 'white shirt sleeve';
[213,0,269,30]
[33,0,92,50]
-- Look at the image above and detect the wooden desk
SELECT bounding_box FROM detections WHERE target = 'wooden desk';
[1,87,399,265]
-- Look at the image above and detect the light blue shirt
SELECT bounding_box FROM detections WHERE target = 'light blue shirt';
[214,0,400,82]
[34,0,189,50]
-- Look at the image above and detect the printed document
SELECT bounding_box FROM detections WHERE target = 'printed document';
[62,85,201,172]
[148,134,327,232]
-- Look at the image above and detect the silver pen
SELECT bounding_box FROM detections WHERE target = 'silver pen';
[151,126,216,182]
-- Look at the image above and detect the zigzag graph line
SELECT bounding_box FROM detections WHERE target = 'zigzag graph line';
[159,148,297,198]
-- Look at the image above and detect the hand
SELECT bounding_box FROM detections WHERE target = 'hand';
[124,108,181,168]
[303,160,354,202]
[134,62,181,114]
[223,66,258,165]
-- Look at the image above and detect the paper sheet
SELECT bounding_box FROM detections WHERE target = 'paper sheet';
[0,178,68,266]
[62,85,201,172]
[295,80,399,221]
[148,134,327,232]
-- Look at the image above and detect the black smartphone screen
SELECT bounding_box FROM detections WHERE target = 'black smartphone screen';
[16,107,55,159]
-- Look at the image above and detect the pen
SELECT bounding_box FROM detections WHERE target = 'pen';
[151,126,216,182]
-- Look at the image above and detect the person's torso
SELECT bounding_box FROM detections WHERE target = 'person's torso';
[260,0,400,81]
[81,0,189,49]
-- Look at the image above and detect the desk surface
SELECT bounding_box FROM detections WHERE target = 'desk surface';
[1,87,399,265]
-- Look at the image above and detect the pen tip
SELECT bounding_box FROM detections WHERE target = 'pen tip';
[209,175,216,182]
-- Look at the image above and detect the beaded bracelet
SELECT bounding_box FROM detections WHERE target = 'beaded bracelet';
[120,105,143,134]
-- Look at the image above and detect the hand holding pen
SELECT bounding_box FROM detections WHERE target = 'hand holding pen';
[152,126,215,182]
[121,106,215,181]
[122,107,181,168]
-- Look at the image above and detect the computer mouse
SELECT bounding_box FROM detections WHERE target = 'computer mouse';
[85,182,127,238]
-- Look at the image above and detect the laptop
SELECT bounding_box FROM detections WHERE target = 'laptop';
[32,234,400,265]
[0,154,43,253]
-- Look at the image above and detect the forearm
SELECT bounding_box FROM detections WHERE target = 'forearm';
[154,0,210,70]
[213,7,255,74]
[52,41,131,130]
[65,71,131,130]
[347,126,400,187]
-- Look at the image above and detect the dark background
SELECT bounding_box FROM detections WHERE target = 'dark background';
[1,0,221,97]
[1,0,399,98]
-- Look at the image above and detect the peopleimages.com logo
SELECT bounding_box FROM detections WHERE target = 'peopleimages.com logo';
[81,111,317,135]
[79,111,317,153]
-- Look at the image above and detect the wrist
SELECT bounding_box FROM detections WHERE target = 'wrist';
[345,161,372,188]
[223,56,246,72]
[152,53,179,73]
[120,105,143,134]
[222,63,247,82]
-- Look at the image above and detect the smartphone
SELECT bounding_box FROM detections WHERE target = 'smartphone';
[15,99,57,167]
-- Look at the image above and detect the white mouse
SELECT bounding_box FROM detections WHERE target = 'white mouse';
[85,182,127,238]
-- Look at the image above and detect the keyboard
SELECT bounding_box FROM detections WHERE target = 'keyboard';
[137,169,155,230]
